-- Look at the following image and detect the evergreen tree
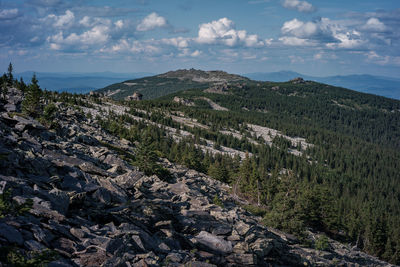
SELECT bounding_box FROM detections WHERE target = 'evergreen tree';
[7,62,13,86]
[22,74,42,117]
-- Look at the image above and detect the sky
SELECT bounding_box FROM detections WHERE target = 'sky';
[1,0,400,77]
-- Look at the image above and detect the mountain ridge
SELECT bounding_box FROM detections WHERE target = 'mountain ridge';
[96,68,400,101]
[244,71,400,100]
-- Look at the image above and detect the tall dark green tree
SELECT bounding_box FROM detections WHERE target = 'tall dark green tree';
[22,74,42,117]
[7,62,13,86]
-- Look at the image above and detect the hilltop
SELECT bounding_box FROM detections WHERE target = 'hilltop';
[96,69,249,100]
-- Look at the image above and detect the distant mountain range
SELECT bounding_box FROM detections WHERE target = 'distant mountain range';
[15,71,154,94]
[13,70,400,100]
[244,71,400,100]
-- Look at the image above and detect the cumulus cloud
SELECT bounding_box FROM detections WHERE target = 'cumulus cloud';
[280,18,364,49]
[115,20,124,29]
[137,12,167,31]
[47,25,110,50]
[282,0,315,13]
[46,10,75,28]
[281,18,318,38]
[0,8,19,20]
[279,36,314,46]
[161,37,189,48]
[362,18,386,32]
[196,17,264,47]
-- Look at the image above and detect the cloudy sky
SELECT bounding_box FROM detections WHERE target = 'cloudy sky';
[1,0,400,77]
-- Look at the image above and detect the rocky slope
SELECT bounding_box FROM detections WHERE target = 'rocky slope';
[0,87,395,266]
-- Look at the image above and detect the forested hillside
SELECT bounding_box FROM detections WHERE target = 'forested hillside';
[97,73,400,264]
[2,67,400,265]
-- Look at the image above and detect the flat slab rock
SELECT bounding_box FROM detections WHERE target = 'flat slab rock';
[194,231,233,255]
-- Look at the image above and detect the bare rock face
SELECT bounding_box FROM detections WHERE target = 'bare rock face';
[3,87,23,112]
[290,77,305,84]
[125,91,143,101]
[0,86,394,267]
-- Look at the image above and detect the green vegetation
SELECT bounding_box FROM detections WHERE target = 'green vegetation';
[0,189,33,218]
[96,69,249,100]
[39,103,58,128]
[1,63,28,100]
[22,74,42,117]
[109,78,400,264]
[315,235,330,251]
[0,247,57,267]
[21,70,400,265]
[97,76,210,100]
[212,194,224,208]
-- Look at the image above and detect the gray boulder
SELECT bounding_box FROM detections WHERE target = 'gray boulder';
[194,231,232,255]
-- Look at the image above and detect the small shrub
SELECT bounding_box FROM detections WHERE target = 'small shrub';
[39,103,58,128]
[0,247,58,267]
[42,103,57,121]
[243,204,267,217]
[315,234,329,251]
[212,194,224,208]
[0,189,33,218]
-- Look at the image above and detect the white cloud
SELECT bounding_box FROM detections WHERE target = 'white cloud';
[102,39,161,55]
[47,25,110,50]
[327,30,363,49]
[281,18,318,38]
[79,16,91,27]
[0,8,19,20]
[365,51,400,66]
[362,18,386,32]
[191,50,201,57]
[280,18,364,49]
[47,10,75,28]
[115,20,124,29]
[282,0,315,13]
[265,38,273,45]
[279,36,314,46]
[161,37,189,48]
[80,25,110,44]
[137,12,167,31]
[196,17,264,47]
[78,16,111,28]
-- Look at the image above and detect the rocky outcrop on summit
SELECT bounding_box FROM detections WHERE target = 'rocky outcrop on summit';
[0,88,394,266]
[158,69,248,83]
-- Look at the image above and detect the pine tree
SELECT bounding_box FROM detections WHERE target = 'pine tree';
[22,74,42,117]
[7,62,13,86]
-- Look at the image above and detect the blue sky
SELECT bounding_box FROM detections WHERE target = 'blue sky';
[1,0,400,77]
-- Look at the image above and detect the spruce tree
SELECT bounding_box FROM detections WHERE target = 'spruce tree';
[22,74,42,117]
[7,62,13,86]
